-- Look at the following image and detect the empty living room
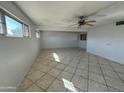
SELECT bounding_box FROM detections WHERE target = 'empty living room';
[0,0,124,92]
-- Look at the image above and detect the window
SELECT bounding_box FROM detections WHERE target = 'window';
[36,31,40,38]
[5,15,23,37]
[0,8,30,37]
[80,34,87,40]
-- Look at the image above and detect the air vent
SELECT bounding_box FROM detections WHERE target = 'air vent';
[116,21,124,26]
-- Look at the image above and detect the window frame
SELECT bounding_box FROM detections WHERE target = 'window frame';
[23,24,30,38]
[0,9,7,36]
[0,7,30,38]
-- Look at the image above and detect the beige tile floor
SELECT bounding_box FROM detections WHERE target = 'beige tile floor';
[17,48,124,92]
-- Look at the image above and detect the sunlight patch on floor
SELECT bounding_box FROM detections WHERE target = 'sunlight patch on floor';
[53,52,61,62]
[62,78,77,92]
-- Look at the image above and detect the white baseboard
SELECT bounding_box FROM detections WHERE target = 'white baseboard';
[0,86,16,92]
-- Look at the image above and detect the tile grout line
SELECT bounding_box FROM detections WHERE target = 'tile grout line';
[108,62,124,83]
[87,53,90,92]
[88,55,108,86]
[69,51,82,79]
[45,64,69,91]
[95,55,109,91]
[65,50,83,92]
[35,58,60,90]
[45,51,77,92]
[17,65,49,91]
[24,63,57,91]
[99,59,124,91]
[24,49,62,91]
[17,64,51,91]
[70,50,86,92]
[18,48,124,92]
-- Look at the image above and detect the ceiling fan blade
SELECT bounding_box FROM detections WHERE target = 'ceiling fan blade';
[68,23,78,27]
[85,24,94,26]
[85,20,96,23]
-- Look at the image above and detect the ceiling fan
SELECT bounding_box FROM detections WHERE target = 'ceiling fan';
[69,15,96,28]
[66,5,111,29]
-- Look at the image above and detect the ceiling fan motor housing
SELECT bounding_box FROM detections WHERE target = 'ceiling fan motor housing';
[78,20,85,26]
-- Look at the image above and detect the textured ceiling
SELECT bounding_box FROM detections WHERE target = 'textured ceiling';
[15,1,124,32]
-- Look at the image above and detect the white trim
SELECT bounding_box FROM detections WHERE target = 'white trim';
[0,86,16,92]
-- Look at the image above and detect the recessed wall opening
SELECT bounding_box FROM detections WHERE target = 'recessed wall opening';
[78,32,87,51]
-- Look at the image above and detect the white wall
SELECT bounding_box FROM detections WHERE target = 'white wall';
[40,31,78,48]
[0,2,40,91]
[87,23,124,64]
[79,40,87,49]
[38,25,86,32]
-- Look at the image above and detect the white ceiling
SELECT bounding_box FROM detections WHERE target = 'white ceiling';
[15,1,124,32]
